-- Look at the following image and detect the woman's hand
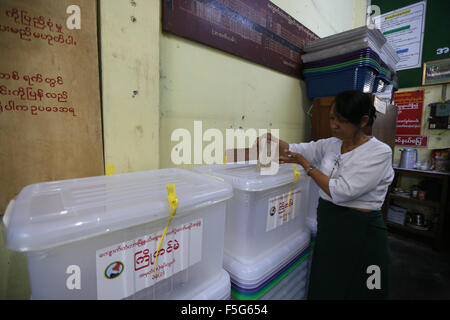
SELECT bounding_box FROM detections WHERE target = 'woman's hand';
[279,150,304,165]
[281,150,332,198]
[253,133,290,159]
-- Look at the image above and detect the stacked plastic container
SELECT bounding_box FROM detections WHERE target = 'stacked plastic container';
[306,178,320,239]
[304,177,320,294]
[3,169,233,300]
[193,163,313,300]
[302,26,399,99]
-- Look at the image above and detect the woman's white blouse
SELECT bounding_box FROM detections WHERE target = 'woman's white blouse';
[289,137,394,211]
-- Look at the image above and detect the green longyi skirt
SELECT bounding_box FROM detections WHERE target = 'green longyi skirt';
[308,198,391,300]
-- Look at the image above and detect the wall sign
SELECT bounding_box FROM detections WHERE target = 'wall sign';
[0,0,104,214]
[374,1,426,71]
[162,0,319,78]
[395,135,428,147]
[393,90,424,136]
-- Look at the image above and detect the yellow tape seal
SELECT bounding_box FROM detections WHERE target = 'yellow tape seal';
[293,164,300,183]
[105,164,114,176]
[154,183,178,275]
[286,164,300,218]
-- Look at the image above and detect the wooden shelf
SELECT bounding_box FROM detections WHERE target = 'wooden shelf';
[394,167,450,178]
[386,221,436,239]
[389,193,440,208]
[383,167,449,251]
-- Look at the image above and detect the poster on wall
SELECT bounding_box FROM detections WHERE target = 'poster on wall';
[374,1,426,71]
[0,0,104,214]
[162,0,319,78]
[393,90,425,145]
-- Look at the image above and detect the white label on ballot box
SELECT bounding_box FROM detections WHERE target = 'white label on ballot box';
[96,218,203,299]
[266,189,301,232]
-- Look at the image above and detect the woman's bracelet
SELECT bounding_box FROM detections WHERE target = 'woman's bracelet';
[305,165,316,176]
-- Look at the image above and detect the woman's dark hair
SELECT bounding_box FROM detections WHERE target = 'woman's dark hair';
[333,90,377,127]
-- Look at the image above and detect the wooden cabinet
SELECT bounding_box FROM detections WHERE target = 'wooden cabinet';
[311,95,398,150]
[311,96,335,142]
[382,168,450,250]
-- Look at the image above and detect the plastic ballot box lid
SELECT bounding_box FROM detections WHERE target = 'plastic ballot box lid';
[3,168,233,252]
[193,163,306,192]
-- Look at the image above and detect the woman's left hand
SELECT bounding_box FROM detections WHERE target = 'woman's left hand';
[279,150,303,164]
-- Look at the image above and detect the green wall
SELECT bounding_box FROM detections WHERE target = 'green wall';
[371,0,450,88]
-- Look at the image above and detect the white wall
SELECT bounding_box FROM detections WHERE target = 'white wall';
[100,0,160,174]
[272,0,366,37]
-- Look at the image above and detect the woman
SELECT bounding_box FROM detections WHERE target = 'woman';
[268,90,394,299]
